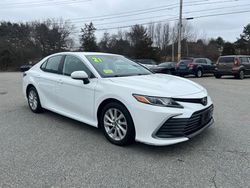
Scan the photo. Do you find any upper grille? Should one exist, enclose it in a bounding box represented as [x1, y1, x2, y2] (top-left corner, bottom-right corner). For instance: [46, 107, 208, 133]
[155, 105, 214, 138]
[173, 97, 208, 106]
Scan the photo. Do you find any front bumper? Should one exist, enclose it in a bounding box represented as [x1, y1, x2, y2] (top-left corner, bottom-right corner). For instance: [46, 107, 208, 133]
[130, 97, 214, 146]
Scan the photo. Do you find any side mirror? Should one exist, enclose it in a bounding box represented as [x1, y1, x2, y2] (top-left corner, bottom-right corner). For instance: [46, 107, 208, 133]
[71, 71, 90, 84]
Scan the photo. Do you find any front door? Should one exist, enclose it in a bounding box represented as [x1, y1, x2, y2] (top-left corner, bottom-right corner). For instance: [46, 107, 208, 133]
[56, 55, 97, 125]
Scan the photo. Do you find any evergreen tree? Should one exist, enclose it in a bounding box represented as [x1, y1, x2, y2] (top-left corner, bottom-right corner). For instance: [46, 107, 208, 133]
[80, 22, 99, 52]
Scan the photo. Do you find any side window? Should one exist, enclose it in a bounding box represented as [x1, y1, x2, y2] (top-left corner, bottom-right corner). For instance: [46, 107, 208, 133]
[63, 55, 92, 77]
[240, 57, 249, 63]
[41, 60, 47, 69]
[196, 59, 205, 64]
[206, 59, 212, 65]
[42, 56, 62, 74]
[195, 59, 200, 64]
[201, 59, 207, 64]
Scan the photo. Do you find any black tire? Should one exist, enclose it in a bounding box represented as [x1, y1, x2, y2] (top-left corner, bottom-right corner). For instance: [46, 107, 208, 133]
[100, 102, 135, 146]
[214, 74, 221, 79]
[237, 70, 244, 80]
[196, 69, 203, 78]
[27, 86, 43, 113]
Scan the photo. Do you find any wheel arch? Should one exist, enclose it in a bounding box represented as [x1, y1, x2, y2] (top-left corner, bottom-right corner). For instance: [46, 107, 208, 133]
[96, 98, 131, 128]
[197, 66, 203, 71]
[26, 84, 35, 98]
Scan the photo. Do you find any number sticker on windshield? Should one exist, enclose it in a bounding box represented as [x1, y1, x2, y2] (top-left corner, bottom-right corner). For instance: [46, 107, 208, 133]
[92, 57, 103, 63]
[103, 69, 113, 74]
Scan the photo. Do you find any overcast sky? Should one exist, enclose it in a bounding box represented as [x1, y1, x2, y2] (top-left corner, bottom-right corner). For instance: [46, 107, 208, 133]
[0, 0, 249, 42]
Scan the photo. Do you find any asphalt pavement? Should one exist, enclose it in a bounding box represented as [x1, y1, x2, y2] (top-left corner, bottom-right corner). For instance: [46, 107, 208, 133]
[0, 72, 249, 188]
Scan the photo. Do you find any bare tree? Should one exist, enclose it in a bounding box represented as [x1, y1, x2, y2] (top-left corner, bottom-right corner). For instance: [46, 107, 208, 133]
[154, 23, 162, 49]
[162, 23, 170, 55]
[147, 22, 155, 45]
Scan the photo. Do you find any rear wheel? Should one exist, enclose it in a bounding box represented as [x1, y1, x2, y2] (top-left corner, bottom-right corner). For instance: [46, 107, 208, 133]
[100, 102, 135, 146]
[27, 86, 43, 113]
[196, 69, 203, 78]
[237, 70, 245, 80]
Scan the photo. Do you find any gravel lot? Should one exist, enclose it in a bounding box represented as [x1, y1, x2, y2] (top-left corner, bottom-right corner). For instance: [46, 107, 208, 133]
[0, 72, 249, 188]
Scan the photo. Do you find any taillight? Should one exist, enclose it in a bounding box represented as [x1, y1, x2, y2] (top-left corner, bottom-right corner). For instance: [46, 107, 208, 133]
[188, 63, 196, 68]
[234, 58, 240, 66]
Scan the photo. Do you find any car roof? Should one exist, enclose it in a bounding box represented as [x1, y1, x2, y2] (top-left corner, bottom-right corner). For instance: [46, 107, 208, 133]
[50, 52, 122, 57]
[220, 55, 250, 57]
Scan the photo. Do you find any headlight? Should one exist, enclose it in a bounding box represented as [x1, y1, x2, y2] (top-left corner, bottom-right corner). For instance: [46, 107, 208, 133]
[133, 94, 183, 108]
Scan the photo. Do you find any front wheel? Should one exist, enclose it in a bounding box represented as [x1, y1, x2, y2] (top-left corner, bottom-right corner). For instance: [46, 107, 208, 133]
[27, 86, 43, 113]
[100, 102, 135, 146]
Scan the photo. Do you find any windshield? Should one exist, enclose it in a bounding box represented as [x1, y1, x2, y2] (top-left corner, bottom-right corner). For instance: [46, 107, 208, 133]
[179, 60, 192, 65]
[218, 57, 234, 63]
[86, 55, 152, 78]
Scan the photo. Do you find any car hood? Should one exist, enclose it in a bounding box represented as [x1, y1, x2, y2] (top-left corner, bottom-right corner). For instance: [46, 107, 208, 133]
[108, 74, 206, 98]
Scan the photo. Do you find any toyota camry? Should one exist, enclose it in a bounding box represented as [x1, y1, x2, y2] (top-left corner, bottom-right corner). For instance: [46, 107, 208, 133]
[23, 52, 214, 146]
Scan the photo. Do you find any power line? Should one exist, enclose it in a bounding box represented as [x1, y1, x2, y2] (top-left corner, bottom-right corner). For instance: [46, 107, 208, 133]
[64, 0, 245, 22]
[193, 9, 250, 19]
[92, 3, 250, 27]
[93, 15, 177, 27]
[91, 9, 250, 32]
[6, 0, 244, 26]
[184, 3, 250, 15]
[0, 0, 91, 9]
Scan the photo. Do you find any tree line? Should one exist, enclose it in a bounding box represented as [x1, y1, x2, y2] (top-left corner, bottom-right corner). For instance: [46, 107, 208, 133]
[0, 19, 250, 71]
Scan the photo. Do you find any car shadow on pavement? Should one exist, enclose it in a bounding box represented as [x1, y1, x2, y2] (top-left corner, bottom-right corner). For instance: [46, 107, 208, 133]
[219, 76, 250, 79]
[128, 128, 216, 155]
[39, 109, 103, 135]
[184, 74, 214, 78]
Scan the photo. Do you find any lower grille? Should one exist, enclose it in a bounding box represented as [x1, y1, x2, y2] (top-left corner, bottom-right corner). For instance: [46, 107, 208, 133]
[155, 105, 214, 138]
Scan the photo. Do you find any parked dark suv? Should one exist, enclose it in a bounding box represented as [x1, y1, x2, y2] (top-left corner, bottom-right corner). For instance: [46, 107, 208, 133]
[214, 55, 250, 79]
[176, 58, 215, 78]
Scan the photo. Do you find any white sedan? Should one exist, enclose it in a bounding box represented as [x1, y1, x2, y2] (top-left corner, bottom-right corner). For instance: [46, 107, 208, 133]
[23, 52, 214, 146]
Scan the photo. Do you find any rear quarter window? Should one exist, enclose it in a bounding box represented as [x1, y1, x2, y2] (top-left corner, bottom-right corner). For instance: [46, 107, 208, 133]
[41, 55, 63, 74]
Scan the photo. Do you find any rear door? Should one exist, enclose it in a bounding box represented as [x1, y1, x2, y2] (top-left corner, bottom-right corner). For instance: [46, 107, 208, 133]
[197, 58, 209, 73]
[205, 59, 215, 73]
[241, 57, 250, 74]
[39, 55, 64, 109]
[217, 56, 234, 72]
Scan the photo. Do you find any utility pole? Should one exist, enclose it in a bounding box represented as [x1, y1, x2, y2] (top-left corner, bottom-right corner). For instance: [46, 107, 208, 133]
[177, 0, 183, 62]
[172, 27, 175, 62]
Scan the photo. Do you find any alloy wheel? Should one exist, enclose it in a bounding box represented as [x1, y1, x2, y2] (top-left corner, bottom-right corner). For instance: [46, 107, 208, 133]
[103, 108, 128, 141]
[239, 70, 244, 79]
[28, 90, 38, 110]
[197, 70, 202, 78]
